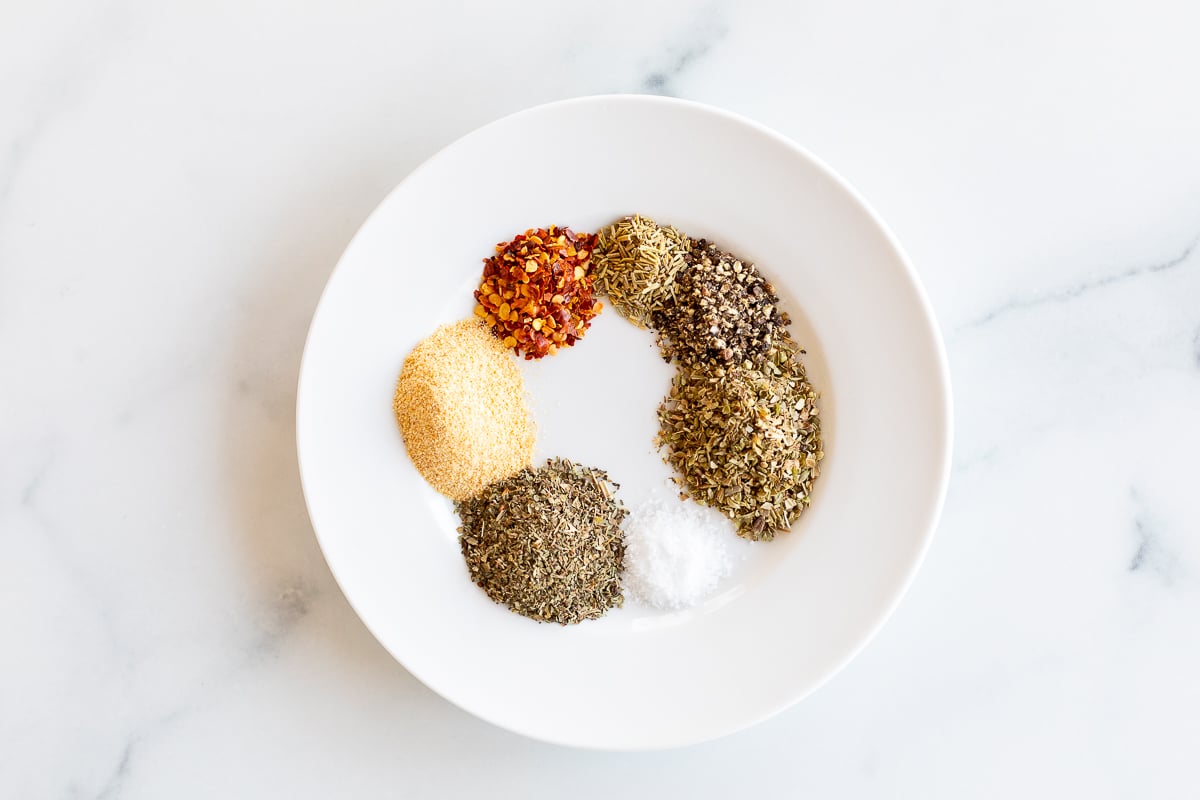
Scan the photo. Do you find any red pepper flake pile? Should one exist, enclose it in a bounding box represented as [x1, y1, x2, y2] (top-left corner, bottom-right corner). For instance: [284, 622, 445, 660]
[474, 225, 603, 359]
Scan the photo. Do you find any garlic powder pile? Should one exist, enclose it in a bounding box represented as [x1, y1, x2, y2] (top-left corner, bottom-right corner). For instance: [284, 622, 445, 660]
[393, 319, 535, 501]
[622, 498, 741, 610]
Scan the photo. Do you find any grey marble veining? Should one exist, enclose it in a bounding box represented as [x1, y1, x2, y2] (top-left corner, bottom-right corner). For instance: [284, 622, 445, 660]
[639, 11, 729, 96]
[960, 235, 1198, 332]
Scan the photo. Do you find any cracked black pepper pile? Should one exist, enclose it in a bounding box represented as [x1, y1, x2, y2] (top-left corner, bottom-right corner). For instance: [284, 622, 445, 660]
[653, 238, 789, 369]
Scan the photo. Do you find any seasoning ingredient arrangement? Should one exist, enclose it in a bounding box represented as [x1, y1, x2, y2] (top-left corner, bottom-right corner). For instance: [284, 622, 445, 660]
[392, 218, 823, 624]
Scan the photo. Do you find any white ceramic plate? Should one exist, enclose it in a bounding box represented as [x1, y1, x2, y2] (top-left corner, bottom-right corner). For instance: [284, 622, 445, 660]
[297, 95, 952, 750]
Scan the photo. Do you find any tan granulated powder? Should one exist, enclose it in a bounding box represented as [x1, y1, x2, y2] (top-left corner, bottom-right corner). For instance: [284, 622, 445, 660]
[393, 319, 536, 500]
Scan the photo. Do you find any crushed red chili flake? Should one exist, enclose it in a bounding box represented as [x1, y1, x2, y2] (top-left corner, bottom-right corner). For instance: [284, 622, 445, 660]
[473, 225, 603, 359]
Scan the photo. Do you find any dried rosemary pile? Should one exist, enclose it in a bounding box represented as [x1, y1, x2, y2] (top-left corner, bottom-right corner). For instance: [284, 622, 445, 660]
[393, 319, 535, 501]
[593, 215, 690, 328]
[456, 458, 627, 624]
[658, 337, 821, 540]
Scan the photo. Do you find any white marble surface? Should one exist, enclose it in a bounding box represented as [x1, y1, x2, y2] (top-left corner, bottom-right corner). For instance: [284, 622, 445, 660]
[3, 0, 1199, 796]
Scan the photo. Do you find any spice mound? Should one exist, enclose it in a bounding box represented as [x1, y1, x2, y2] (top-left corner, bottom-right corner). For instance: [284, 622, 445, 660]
[456, 459, 627, 625]
[591, 214, 823, 540]
[474, 225, 602, 360]
[594, 215, 690, 328]
[657, 336, 822, 540]
[393, 319, 535, 501]
[622, 497, 742, 610]
[653, 238, 788, 368]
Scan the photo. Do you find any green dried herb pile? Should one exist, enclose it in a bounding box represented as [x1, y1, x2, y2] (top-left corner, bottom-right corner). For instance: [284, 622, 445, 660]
[456, 458, 627, 624]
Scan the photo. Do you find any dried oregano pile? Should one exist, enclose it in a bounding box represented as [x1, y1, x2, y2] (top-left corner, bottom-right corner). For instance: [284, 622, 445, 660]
[595, 215, 823, 541]
[659, 339, 821, 539]
[456, 459, 627, 624]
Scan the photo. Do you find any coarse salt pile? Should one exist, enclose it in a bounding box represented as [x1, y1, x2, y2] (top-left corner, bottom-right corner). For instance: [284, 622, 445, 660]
[622, 498, 739, 610]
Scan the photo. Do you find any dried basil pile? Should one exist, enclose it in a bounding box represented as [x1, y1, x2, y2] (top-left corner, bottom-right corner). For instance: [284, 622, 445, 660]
[456, 458, 627, 625]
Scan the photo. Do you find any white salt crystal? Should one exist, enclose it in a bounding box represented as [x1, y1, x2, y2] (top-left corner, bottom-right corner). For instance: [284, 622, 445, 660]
[622, 497, 741, 610]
